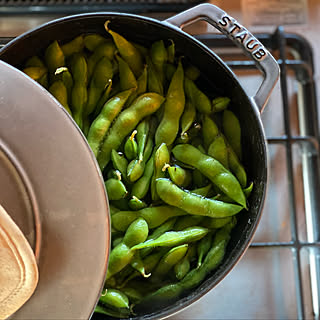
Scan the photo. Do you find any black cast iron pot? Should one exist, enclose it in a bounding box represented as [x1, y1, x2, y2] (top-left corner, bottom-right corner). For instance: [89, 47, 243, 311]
[0, 4, 279, 319]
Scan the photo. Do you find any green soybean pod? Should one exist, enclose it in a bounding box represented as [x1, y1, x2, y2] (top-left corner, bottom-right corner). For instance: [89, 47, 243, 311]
[126, 64, 148, 107]
[167, 40, 175, 64]
[207, 134, 229, 169]
[184, 77, 211, 114]
[92, 80, 113, 118]
[131, 155, 154, 200]
[156, 178, 243, 218]
[201, 216, 235, 229]
[172, 144, 246, 207]
[87, 89, 133, 157]
[97, 93, 165, 171]
[227, 144, 247, 188]
[111, 206, 186, 232]
[197, 232, 213, 268]
[105, 21, 143, 77]
[244, 182, 254, 198]
[127, 159, 145, 183]
[44, 40, 65, 73]
[131, 226, 209, 250]
[223, 109, 242, 160]
[165, 164, 192, 188]
[54, 67, 73, 100]
[152, 244, 188, 280]
[124, 130, 138, 161]
[202, 115, 219, 150]
[49, 80, 72, 116]
[174, 244, 196, 280]
[25, 55, 45, 68]
[151, 143, 170, 201]
[146, 55, 163, 95]
[140, 218, 177, 258]
[150, 40, 167, 85]
[23, 66, 47, 82]
[174, 215, 204, 231]
[99, 288, 129, 309]
[212, 96, 230, 113]
[106, 218, 149, 279]
[129, 196, 147, 211]
[105, 178, 127, 200]
[190, 184, 212, 197]
[155, 60, 185, 147]
[185, 64, 200, 81]
[85, 56, 113, 117]
[180, 100, 196, 136]
[70, 53, 88, 129]
[111, 150, 129, 182]
[84, 34, 107, 51]
[117, 54, 138, 91]
[61, 35, 84, 57]
[87, 40, 117, 80]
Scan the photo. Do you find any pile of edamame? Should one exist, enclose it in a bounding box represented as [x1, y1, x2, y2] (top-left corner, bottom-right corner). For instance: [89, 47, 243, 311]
[22, 21, 253, 318]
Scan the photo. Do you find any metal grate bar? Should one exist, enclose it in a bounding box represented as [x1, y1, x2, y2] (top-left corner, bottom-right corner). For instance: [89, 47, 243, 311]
[275, 26, 305, 320]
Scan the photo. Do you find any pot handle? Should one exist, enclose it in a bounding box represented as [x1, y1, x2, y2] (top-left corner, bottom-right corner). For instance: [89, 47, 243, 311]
[165, 3, 279, 113]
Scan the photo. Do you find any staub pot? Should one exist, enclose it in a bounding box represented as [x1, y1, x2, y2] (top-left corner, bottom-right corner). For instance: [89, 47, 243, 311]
[0, 3, 279, 319]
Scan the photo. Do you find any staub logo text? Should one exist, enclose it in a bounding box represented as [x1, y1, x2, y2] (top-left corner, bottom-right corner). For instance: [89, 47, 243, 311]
[218, 15, 267, 61]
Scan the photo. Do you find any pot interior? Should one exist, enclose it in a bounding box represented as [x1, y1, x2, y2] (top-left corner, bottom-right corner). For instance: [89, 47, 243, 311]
[0, 13, 267, 319]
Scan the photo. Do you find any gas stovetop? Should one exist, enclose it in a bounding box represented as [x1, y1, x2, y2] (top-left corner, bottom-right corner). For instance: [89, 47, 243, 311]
[0, 8, 319, 320]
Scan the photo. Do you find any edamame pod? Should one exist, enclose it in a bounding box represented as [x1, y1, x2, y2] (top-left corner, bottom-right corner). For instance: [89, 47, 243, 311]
[111, 206, 186, 232]
[105, 21, 143, 77]
[99, 288, 129, 309]
[184, 77, 211, 114]
[87, 89, 133, 157]
[207, 134, 229, 169]
[156, 178, 243, 218]
[131, 226, 208, 250]
[155, 60, 185, 147]
[49, 80, 72, 115]
[45, 40, 65, 73]
[61, 35, 84, 57]
[223, 110, 242, 160]
[172, 144, 246, 207]
[85, 56, 113, 117]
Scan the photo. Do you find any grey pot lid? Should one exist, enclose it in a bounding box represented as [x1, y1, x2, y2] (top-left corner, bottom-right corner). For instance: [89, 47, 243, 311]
[0, 60, 110, 319]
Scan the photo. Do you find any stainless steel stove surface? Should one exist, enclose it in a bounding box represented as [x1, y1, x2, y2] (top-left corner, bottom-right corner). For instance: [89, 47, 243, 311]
[0, 3, 319, 320]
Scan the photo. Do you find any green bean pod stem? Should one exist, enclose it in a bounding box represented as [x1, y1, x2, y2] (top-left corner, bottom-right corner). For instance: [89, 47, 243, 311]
[156, 178, 243, 218]
[97, 92, 165, 171]
[172, 144, 246, 207]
